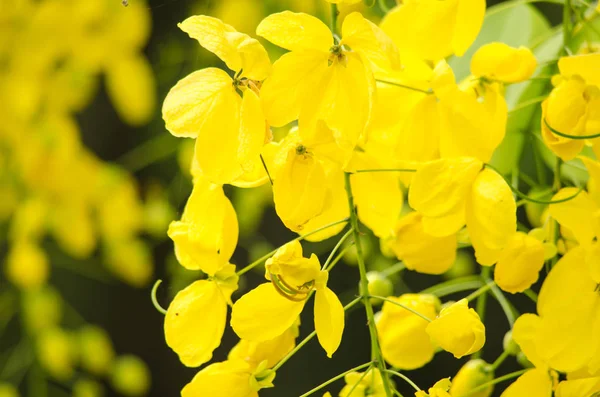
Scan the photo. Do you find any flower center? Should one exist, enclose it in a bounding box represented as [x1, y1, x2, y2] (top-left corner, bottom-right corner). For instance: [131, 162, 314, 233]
[270, 272, 314, 302]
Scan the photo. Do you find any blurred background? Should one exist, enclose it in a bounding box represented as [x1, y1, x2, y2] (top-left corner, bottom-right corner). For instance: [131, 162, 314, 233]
[0, 0, 575, 396]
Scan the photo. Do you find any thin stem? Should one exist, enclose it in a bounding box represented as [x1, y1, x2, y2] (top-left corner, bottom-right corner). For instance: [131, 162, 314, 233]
[118, 134, 178, 172]
[299, 362, 372, 397]
[375, 79, 432, 95]
[466, 281, 495, 302]
[330, 4, 338, 33]
[344, 365, 373, 397]
[324, 242, 355, 272]
[370, 296, 433, 322]
[488, 349, 511, 372]
[420, 276, 484, 297]
[378, 0, 392, 13]
[563, 0, 573, 54]
[322, 228, 354, 270]
[544, 118, 600, 139]
[353, 168, 417, 174]
[524, 289, 538, 303]
[151, 280, 168, 315]
[272, 296, 362, 372]
[386, 370, 421, 391]
[507, 96, 547, 115]
[381, 262, 406, 277]
[488, 280, 516, 327]
[456, 369, 528, 397]
[473, 267, 491, 359]
[260, 154, 273, 186]
[236, 218, 349, 276]
[344, 172, 394, 397]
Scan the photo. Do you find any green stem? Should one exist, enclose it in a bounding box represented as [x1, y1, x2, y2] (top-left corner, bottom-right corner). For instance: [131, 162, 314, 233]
[420, 276, 484, 297]
[330, 4, 338, 34]
[381, 262, 406, 277]
[507, 96, 547, 115]
[466, 281, 495, 302]
[324, 242, 355, 272]
[322, 228, 354, 270]
[151, 280, 168, 315]
[344, 172, 394, 397]
[118, 134, 178, 172]
[236, 218, 349, 276]
[563, 0, 573, 54]
[272, 296, 362, 372]
[353, 168, 417, 174]
[524, 289, 538, 303]
[488, 349, 511, 372]
[299, 362, 372, 397]
[473, 267, 491, 359]
[375, 79, 432, 95]
[386, 370, 421, 391]
[456, 369, 528, 397]
[344, 365, 373, 397]
[487, 280, 517, 327]
[370, 296, 433, 322]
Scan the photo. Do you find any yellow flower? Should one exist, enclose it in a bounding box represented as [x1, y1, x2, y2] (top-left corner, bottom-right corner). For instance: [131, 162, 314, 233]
[162, 15, 271, 184]
[494, 232, 545, 294]
[78, 325, 115, 376]
[426, 299, 485, 358]
[555, 376, 600, 397]
[165, 264, 239, 367]
[409, 158, 516, 266]
[340, 368, 387, 397]
[381, 0, 485, 61]
[37, 327, 76, 381]
[5, 240, 49, 289]
[449, 359, 494, 397]
[231, 241, 345, 358]
[558, 52, 600, 87]
[386, 212, 457, 275]
[110, 355, 151, 397]
[258, 11, 399, 152]
[415, 378, 452, 397]
[499, 368, 553, 397]
[228, 323, 298, 370]
[168, 177, 238, 275]
[376, 294, 439, 370]
[181, 359, 274, 397]
[471, 43, 537, 83]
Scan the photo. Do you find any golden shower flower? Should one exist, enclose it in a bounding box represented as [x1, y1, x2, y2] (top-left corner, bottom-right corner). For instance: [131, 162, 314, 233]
[376, 294, 439, 370]
[181, 359, 275, 397]
[231, 241, 345, 358]
[257, 11, 400, 152]
[381, 0, 485, 61]
[471, 43, 537, 83]
[165, 264, 239, 367]
[499, 368, 553, 397]
[415, 378, 452, 397]
[555, 376, 600, 397]
[340, 368, 388, 397]
[449, 359, 494, 397]
[493, 232, 545, 294]
[426, 299, 485, 358]
[386, 212, 457, 275]
[162, 15, 271, 184]
[5, 240, 49, 289]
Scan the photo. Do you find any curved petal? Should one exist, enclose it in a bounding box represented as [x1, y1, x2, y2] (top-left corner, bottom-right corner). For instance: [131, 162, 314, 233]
[452, 0, 485, 57]
[549, 188, 597, 245]
[500, 369, 552, 397]
[231, 283, 305, 342]
[238, 89, 267, 174]
[181, 360, 257, 397]
[162, 68, 235, 138]
[165, 281, 227, 367]
[314, 287, 345, 358]
[512, 313, 545, 369]
[256, 11, 332, 52]
[179, 15, 270, 79]
[494, 232, 545, 293]
[558, 53, 600, 86]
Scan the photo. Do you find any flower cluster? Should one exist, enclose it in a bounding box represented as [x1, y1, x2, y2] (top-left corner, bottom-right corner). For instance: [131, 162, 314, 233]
[159, 0, 600, 396]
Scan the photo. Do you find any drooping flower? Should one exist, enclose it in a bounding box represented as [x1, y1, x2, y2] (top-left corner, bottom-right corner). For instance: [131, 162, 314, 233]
[339, 368, 388, 397]
[471, 43, 537, 83]
[449, 359, 494, 397]
[231, 241, 345, 358]
[415, 378, 452, 397]
[493, 232, 545, 294]
[162, 15, 271, 184]
[425, 299, 485, 358]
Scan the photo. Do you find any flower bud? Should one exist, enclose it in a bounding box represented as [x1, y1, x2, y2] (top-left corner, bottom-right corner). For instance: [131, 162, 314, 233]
[37, 327, 76, 381]
[449, 359, 494, 397]
[22, 287, 62, 334]
[503, 330, 520, 356]
[361, 271, 393, 305]
[5, 241, 49, 289]
[78, 326, 115, 375]
[73, 378, 104, 397]
[517, 352, 534, 368]
[110, 355, 151, 397]
[426, 299, 486, 358]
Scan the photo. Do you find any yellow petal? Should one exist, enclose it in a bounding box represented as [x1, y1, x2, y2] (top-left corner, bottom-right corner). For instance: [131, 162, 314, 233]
[162, 68, 234, 138]
[466, 168, 516, 266]
[228, 324, 297, 369]
[471, 43, 537, 83]
[395, 95, 441, 164]
[349, 151, 404, 238]
[168, 179, 238, 275]
[388, 212, 457, 275]
[238, 89, 267, 174]
[549, 188, 598, 245]
[314, 287, 345, 358]
[512, 313, 545, 369]
[106, 54, 155, 126]
[421, 208, 467, 237]
[179, 15, 270, 79]
[231, 283, 305, 342]
[494, 232, 545, 293]
[439, 84, 508, 163]
[500, 369, 552, 397]
[408, 157, 482, 220]
[260, 51, 329, 127]
[555, 376, 600, 397]
[451, 0, 486, 57]
[182, 360, 257, 397]
[340, 12, 401, 72]
[256, 11, 332, 52]
[558, 53, 600, 87]
[165, 281, 228, 367]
